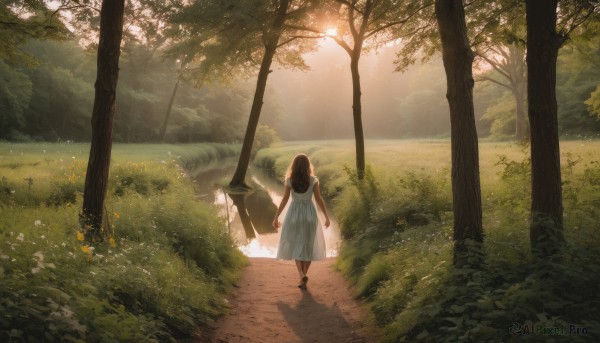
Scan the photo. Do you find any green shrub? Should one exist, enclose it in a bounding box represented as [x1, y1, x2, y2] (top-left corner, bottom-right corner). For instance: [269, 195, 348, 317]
[0, 143, 247, 342]
[256, 140, 600, 342]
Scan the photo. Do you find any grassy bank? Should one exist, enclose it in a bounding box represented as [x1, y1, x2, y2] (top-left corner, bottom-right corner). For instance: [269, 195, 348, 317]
[0, 142, 246, 342]
[255, 139, 600, 342]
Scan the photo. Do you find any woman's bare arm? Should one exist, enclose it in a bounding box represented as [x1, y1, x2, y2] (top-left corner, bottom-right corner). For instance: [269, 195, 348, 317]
[313, 181, 330, 228]
[272, 184, 291, 230]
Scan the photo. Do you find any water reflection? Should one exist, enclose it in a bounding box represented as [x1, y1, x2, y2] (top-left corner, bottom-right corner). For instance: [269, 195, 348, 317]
[199, 167, 340, 258]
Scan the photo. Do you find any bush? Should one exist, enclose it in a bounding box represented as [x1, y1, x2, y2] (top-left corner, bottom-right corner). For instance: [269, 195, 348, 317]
[0, 143, 247, 342]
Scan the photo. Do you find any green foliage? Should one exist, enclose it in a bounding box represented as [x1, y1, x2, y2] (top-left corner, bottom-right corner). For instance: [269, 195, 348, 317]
[557, 35, 600, 136]
[0, 1, 69, 64]
[252, 125, 281, 158]
[480, 92, 516, 139]
[585, 84, 600, 119]
[257, 140, 600, 342]
[0, 59, 32, 139]
[0, 39, 259, 143]
[0, 143, 247, 341]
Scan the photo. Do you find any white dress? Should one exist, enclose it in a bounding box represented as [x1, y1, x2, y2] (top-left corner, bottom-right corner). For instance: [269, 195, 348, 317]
[276, 176, 326, 261]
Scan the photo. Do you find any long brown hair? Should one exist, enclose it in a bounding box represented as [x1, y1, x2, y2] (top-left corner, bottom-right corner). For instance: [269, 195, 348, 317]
[285, 154, 314, 193]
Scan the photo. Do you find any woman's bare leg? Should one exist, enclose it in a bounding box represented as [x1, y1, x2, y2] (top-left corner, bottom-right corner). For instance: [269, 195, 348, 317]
[294, 260, 304, 277]
[302, 261, 312, 276]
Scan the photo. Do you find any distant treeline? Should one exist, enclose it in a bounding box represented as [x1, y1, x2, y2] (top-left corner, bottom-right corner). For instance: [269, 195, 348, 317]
[1, 38, 599, 143]
[0, 40, 281, 143]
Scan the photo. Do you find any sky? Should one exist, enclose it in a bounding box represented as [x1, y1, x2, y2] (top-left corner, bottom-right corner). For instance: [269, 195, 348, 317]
[263, 37, 451, 140]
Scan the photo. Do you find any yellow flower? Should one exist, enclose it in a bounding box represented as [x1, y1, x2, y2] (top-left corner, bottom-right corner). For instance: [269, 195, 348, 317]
[81, 245, 90, 254]
[76, 231, 84, 242]
[108, 237, 117, 248]
[114, 212, 120, 219]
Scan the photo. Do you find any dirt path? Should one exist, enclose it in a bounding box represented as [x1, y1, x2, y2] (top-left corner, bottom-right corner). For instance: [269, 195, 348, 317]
[208, 258, 375, 343]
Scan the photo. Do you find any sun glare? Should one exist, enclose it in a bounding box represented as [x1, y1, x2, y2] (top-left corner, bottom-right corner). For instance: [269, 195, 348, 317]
[325, 27, 338, 37]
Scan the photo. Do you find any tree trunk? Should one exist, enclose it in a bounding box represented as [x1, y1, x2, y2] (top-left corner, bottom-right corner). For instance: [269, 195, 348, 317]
[435, 0, 483, 264]
[80, 0, 125, 241]
[160, 78, 180, 143]
[229, 0, 290, 188]
[526, 0, 564, 256]
[350, 53, 366, 180]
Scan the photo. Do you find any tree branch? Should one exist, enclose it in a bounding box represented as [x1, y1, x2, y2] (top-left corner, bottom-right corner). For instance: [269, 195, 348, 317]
[277, 34, 324, 48]
[476, 52, 512, 81]
[333, 36, 353, 55]
[283, 24, 322, 34]
[476, 75, 512, 90]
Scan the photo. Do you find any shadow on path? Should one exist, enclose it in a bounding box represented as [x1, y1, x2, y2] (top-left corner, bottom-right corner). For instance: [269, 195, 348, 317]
[277, 289, 362, 342]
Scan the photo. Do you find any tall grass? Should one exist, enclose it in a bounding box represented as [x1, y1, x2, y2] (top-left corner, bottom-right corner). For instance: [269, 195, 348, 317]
[0, 142, 246, 342]
[256, 139, 600, 342]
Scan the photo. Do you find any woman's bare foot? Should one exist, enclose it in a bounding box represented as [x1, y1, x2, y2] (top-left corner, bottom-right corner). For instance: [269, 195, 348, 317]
[298, 275, 308, 289]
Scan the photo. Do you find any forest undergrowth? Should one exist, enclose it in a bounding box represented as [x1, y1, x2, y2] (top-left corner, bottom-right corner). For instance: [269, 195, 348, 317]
[255, 139, 600, 342]
[0, 142, 246, 342]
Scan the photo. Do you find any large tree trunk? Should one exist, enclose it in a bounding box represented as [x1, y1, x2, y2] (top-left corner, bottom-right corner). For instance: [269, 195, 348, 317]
[350, 52, 366, 180]
[435, 0, 483, 264]
[229, 0, 290, 188]
[160, 78, 180, 143]
[81, 0, 125, 241]
[526, 0, 564, 256]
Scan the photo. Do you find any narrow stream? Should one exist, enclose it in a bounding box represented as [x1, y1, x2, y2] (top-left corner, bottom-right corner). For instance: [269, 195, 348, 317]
[194, 165, 341, 258]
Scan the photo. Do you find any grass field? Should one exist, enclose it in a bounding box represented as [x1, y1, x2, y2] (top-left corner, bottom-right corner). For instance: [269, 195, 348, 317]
[1, 139, 598, 342]
[0, 142, 245, 342]
[256, 139, 600, 342]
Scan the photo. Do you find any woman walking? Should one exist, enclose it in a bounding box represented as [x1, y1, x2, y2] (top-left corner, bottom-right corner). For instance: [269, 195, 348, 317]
[272, 153, 330, 289]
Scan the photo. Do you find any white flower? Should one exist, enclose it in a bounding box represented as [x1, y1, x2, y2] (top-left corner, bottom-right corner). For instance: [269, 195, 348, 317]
[61, 242, 66, 247]
[31, 267, 41, 274]
[16, 233, 24, 242]
[40, 235, 46, 239]
[33, 251, 44, 261]
[34, 220, 42, 227]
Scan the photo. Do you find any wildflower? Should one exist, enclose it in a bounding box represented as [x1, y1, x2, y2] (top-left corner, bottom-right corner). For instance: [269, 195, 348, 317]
[40, 235, 46, 239]
[61, 242, 66, 247]
[108, 237, 116, 248]
[33, 251, 44, 261]
[81, 245, 90, 254]
[34, 220, 42, 227]
[76, 231, 84, 242]
[16, 233, 24, 242]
